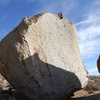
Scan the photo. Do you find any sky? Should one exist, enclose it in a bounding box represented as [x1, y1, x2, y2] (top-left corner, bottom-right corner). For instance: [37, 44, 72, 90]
[0, 0, 100, 75]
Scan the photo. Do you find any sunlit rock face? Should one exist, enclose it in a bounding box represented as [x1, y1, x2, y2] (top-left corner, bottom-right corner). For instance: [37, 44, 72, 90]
[0, 74, 11, 91]
[0, 13, 88, 100]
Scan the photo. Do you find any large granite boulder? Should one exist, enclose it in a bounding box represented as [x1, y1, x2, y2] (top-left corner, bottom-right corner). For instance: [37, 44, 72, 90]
[0, 13, 88, 100]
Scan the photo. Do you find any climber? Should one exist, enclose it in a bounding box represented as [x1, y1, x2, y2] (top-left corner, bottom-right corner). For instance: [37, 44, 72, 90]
[58, 12, 63, 19]
[97, 55, 100, 73]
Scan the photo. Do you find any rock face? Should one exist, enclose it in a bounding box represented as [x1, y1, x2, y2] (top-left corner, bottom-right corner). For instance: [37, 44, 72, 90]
[97, 55, 100, 73]
[0, 74, 11, 91]
[0, 13, 88, 100]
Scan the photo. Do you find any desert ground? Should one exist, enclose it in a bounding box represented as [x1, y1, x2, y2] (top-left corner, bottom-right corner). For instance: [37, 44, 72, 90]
[70, 76, 100, 100]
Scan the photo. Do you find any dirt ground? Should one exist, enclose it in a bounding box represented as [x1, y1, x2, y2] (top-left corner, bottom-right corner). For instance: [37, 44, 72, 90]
[70, 76, 100, 100]
[0, 89, 100, 100]
[70, 90, 100, 100]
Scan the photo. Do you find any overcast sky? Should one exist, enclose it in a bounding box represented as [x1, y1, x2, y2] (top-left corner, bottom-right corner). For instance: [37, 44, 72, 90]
[0, 0, 100, 75]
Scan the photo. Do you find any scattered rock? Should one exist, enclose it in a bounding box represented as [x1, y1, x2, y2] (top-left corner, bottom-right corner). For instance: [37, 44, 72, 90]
[0, 13, 88, 100]
[70, 76, 100, 100]
[0, 74, 11, 91]
[85, 76, 100, 91]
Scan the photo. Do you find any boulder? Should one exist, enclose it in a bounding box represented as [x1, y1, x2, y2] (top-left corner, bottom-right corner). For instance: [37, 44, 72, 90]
[97, 55, 100, 73]
[0, 13, 88, 100]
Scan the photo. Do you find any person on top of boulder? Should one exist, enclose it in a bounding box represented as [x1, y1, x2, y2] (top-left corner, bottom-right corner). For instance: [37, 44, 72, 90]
[58, 12, 63, 19]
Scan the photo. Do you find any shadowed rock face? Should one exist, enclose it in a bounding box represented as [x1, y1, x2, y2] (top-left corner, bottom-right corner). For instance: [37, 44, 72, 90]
[97, 55, 100, 73]
[0, 13, 88, 100]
